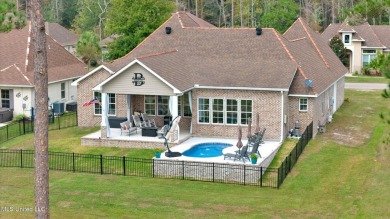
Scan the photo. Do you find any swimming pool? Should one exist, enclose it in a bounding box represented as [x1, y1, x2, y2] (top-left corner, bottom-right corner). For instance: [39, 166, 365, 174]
[182, 142, 233, 158]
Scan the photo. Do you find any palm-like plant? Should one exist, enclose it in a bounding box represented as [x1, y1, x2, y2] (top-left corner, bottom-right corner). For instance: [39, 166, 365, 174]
[76, 31, 101, 67]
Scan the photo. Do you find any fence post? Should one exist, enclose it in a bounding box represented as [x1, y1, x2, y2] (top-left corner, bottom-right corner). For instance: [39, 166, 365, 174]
[182, 161, 185, 180]
[23, 117, 25, 135]
[76, 111, 78, 126]
[100, 155, 103, 175]
[243, 165, 246, 186]
[58, 116, 61, 130]
[20, 149, 23, 168]
[260, 166, 263, 188]
[6, 124, 9, 141]
[123, 156, 126, 176]
[277, 166, 280, 189]
[72, 153, 75, 172]
[152, 159, 155, 178]
[212, 163, 215, 182]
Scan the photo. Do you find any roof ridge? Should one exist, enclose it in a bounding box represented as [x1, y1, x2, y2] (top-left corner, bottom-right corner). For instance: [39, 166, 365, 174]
[283, 18, 300, 36]
[25, 22, 32, 73]
[273, 29, 318, 94]
[136, 50, 178, 59]
[1, 64, 33, 85]
[288, 37, 307, 42]
[107, 14, 177, 65]
[298, 18, 329, 68]
[176, 12, 185, 28]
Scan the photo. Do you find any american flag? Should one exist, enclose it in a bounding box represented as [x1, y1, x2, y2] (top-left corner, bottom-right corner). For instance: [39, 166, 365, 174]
[82, 98, 100, 107]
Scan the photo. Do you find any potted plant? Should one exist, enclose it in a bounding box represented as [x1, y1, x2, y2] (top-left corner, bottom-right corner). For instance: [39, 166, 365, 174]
[154, 149, 161, 158]
[250, 153, 258, 164]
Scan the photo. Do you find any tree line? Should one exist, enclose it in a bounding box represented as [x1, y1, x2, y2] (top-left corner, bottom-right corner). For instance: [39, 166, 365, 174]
[3, 0, 390, 61]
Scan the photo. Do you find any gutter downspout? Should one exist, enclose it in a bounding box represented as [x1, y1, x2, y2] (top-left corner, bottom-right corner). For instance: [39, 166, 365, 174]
[280, 91, 284, 142]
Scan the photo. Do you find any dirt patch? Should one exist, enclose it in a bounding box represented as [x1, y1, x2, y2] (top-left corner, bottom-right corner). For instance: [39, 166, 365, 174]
[58, 201, 73, 208]
[322, 127, 371, 147]
[175, 201, 193, 208]
[64, 191, 82, 196]
[138, 203, 151, 208]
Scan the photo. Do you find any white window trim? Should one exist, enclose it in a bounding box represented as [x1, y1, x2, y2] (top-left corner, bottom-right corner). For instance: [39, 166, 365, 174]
[197, 97, 252, 126]
[144, 95, 156, 116]
[240, 99, 253, 125]
[0, 89, 10, 108]
[197, 97, 210, 124]
[211, 98, 224, 125]
[343, 33, 351, 45]
[61, 82, 66, 99]
[225, 98, 239, 126]
[93, 92, 116, 116]
[299, 98, 308, 112]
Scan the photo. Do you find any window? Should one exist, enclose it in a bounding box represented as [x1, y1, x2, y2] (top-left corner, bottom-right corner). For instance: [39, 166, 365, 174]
[178, 92, 192, 117]
[61, 82, 65, 99]
[94, 92, 102, 115]
[212, 99, 224, 124]
[94, 92, 115, 115]
[299, 98, 308, 112]
[362, 50, 377, 67]
[1, 90, 10, 108]
[183, 92, 192, 117]
[226, 99, 238, 124]
[343, 34, 350, 44]
[198, 98, 210, 123]
[108, 93, 116, 115]
[157, 96, 169, 115]
[144, 95, 156, 115]
[240, 99, 252, 125]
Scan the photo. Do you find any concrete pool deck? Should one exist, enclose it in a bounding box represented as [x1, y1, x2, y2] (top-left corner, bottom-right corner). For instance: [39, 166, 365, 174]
[159, 137, 282, 167]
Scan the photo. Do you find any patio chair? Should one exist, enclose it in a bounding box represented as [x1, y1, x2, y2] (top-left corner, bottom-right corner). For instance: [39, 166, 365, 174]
[223, 145, 249, 162]
[141, 113, 156, 127]
[132, 115, 146, 131]
[119, 121, 136, 136]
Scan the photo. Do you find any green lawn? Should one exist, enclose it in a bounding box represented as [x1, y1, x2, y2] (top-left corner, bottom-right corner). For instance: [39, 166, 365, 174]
[0, 90, 389, 218]
[345, 75, 389, 83]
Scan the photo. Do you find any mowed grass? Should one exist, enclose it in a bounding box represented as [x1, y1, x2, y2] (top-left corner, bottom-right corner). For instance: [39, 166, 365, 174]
[1, 90, 389, 218]
[345, 75, 389, 83]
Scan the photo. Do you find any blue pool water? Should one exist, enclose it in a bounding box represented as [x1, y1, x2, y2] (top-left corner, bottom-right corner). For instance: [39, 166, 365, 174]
[182, 143, 233, 158]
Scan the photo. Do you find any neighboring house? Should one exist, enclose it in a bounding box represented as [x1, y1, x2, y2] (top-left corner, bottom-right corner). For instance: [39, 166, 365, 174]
[0, 23, 87, 121]
[45, 22, 79, 54]
[322, 22, 390, 74]
[99, 34, 121, 60]
[72, 12, 346, 142]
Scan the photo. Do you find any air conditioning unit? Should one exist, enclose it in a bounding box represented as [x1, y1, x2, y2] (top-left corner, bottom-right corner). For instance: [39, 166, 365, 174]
[318, 125, 326, 133]
[52, 101, 64, 115]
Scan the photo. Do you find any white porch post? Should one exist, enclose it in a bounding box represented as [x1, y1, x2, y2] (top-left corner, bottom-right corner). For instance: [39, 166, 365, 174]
[126, 94, 132, 122]
[170, 95, 179, 119]
[101, 92, 111, 138]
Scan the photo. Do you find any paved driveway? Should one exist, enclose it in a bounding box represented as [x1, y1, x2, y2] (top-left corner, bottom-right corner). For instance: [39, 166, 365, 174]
[345, 83, 388, 90]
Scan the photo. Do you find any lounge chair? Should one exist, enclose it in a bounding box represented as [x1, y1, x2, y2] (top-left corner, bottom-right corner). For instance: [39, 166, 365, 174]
[119, 121, 136, 136]
[248, 128, 266, 157]
[141, 113, 156, 127]
[132, 115, 146, 131]
[223, 145, 250, 162]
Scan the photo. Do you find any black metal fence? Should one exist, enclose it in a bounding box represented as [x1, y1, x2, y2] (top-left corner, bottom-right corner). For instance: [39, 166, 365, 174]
[277, 122, 313, 187]
[0, 149, 279, 188]
[0, 120, 313, 189]
[0, 112, 77, 144]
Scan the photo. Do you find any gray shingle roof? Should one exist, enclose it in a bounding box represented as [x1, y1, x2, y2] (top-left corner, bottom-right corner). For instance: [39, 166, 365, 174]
[0, 23, 87, 86]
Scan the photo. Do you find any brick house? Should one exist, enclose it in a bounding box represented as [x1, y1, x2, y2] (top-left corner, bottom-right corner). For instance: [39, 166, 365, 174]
[0, 23, 87, 121]
[322, 21, 390, 74]
[72, 12, 346, 144]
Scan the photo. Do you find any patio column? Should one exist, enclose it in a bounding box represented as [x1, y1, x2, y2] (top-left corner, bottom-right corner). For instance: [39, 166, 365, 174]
[169, 95, 179, 119]
[126, 94, 132, 122]
[101, 92, 111, 138]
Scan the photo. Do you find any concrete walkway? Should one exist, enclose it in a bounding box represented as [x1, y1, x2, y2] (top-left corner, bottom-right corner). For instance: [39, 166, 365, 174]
[345, 83, 388, 90]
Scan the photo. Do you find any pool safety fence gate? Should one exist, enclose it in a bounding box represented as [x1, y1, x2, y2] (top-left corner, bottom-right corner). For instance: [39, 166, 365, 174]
[0, 122, 313, 189]
[0, 112, 77, 144]
[277, 122, 313, 188]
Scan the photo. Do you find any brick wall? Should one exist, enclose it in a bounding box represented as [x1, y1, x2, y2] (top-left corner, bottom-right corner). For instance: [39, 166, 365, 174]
[77, 69, 111, 127]
[191, 89, 283, 141]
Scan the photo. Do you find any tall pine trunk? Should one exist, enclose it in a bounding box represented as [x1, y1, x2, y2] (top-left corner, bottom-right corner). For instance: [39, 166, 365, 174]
[31, 0, 50, 218]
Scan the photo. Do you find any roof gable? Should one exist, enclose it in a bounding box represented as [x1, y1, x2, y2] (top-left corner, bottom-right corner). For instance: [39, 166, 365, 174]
[45, 22, 79, 46]
[0, 23, 87, 86]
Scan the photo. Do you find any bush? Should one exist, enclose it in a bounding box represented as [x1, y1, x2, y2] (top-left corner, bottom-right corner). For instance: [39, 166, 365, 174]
[13, 114, 29, 121]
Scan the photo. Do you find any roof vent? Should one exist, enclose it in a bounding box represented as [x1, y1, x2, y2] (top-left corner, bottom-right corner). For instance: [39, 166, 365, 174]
[166, 27, 172, 35]
[256, 27, 262, 36]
